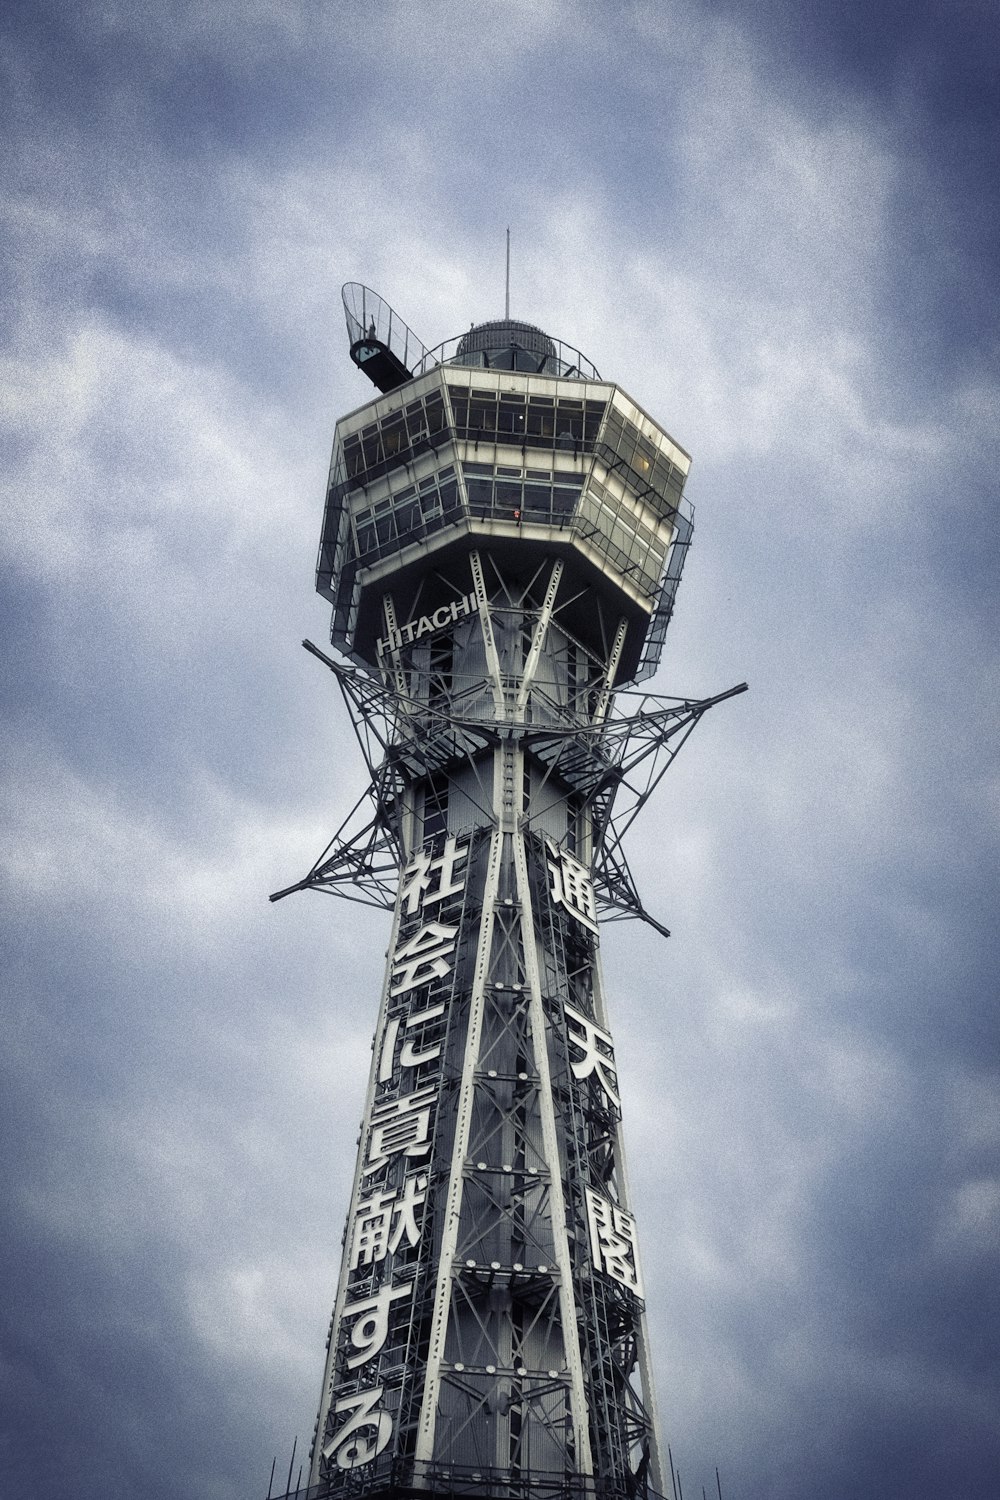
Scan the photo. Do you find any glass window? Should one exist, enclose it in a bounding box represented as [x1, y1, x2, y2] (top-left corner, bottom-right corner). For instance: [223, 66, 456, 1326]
[421, 488, 442, 519]
[396, 497, 420, 537]
[497, 404, 523, 434]
[583, 401, 607, 442]
[448, 388, 469, 434]
[382, 416, 406, 456]
[469, 399, 496, 436]
[405, 408, 428, 445]
[526, 400, 555, 440]
[361, 426, 383, 471]
[552, 481, 580, 514]
[555, 402, 583, 439]
[425, 394, 446, 435]
[495, 479, 521, 511]
[633, 436, 656, 476]
[439, 478, 460, 518]
[343, 434, 364, 478]
[355, 520, 375, 558]
[466, 477, 493, 513]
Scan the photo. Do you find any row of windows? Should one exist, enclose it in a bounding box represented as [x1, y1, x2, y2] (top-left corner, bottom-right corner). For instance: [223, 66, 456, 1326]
[339, 387, 608, 494]
[337, 388, 687, 518]
[586, 471, 667, 557]
[351, 466, 461, 562]
[336, 381, 686, 518]
[598, 407, 685, 520]
[347, 464, 588, 566]
[342, 392, 449, 483]
[342, 453, 672, 602]
[448, 388, 607, 449]
[463, 463, 582, 523]
[577, 486, 668, 600]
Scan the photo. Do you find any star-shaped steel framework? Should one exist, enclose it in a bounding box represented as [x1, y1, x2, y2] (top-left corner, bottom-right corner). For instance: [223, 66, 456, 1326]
[271, 641, 746, 941]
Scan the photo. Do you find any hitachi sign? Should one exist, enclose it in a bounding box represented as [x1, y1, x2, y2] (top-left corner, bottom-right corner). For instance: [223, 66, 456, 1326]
[376, 590, 479, 658]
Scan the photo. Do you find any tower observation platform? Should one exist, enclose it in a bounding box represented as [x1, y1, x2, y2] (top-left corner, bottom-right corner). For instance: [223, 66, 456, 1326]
[270, 284, 745, 1500]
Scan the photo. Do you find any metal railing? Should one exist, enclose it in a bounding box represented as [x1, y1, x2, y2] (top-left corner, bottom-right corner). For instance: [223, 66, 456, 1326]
[342, 285, 601, 386]
[266, 1460, 667, 1500]
[343, 283, 429, 378]
[412, 333, 601, 383]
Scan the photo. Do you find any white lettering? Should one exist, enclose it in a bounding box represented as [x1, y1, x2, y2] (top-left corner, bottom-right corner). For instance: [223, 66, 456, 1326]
[399, 836, 469, 916]
[390, 921, 458, 995]
[379, 1002, 446, 1079]
[363, 1087, 437, 1175]
[324, 1387, 393, 1469]
[342, 1283, 412, 1368]
[375, 590, 479, 656]
[350, 1172, 430, 1265]
[564, 1003, 620, 1108]
[546, 841, 598, 932]
[585, 1188, 643, 1295]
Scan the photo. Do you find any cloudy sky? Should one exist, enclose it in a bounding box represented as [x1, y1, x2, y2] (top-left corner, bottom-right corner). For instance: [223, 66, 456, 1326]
[2, 2, 998, 1496]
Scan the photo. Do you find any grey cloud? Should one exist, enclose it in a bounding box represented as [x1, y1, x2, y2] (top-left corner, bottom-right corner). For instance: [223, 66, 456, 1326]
[2, 2, 998, 1497]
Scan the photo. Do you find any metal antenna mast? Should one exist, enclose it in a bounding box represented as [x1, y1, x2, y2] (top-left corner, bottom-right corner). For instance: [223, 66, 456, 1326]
[270, 282, 745, 1500]
[505, 227, 511, 319]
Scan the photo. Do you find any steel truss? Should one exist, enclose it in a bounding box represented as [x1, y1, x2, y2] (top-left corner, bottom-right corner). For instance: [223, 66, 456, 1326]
[270, 646, 745, 940]
[281, 552, 745, 1500]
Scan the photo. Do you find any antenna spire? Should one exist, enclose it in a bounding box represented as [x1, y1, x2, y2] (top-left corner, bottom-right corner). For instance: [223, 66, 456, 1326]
[505, 226, 510, 319]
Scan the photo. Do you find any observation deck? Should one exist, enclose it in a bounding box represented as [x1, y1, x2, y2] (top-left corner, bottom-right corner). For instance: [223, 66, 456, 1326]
[320, 293, 693, 686]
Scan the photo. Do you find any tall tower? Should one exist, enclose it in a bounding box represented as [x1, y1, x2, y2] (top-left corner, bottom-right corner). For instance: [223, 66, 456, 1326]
[273, 284, 744, 1500]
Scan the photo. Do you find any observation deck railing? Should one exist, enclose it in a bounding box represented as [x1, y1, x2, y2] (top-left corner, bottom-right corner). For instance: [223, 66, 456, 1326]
[343, 284, 600, 386]
[343, 283, 429, 378]
[411, 333, 601, 382]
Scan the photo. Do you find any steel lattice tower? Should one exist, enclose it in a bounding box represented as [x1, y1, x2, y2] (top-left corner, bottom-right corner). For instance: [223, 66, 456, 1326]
[272, 285, 744, 1500]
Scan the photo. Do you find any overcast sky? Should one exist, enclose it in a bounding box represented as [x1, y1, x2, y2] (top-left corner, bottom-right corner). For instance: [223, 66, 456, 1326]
[2, 2, 998, 1497]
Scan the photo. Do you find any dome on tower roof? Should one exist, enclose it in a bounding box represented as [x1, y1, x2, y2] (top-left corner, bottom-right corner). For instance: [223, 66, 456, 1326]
[410, 314, 600, 382]
[456, 319, 557, 360]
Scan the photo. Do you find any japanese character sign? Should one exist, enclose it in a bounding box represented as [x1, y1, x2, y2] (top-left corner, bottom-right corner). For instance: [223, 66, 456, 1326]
[379, 1001, 446, 1082]
[363, 1088, 436, 1176]
[564, 1003, 620, 1108]
[399, 835, 469, 915]
[350, 1172, 429, 1266]
[342, 1283, 412, 1368]
[321, 833, 472, 1481]
[546, 841, 598, 932]
[390, 922, 458, 995]
[585, 1187, 644, 1296]
[323, 1386, 393, 1470]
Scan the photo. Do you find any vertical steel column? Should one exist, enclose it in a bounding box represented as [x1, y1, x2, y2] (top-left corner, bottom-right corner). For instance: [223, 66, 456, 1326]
[413, 817, 505, 1465]
[512, 824, 594, 1476]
